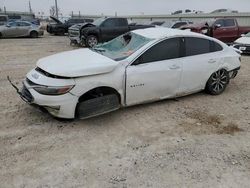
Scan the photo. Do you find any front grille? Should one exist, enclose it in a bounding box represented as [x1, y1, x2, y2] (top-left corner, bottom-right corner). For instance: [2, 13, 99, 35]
[69, 30, 80, 37]
[21, 85, 33, 102]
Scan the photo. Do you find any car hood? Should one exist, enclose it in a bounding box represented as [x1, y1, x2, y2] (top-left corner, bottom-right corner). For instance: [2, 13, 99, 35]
[37, 49, 119, 77]
[235, 37, 250, 45]
[50, 16, 63, 24]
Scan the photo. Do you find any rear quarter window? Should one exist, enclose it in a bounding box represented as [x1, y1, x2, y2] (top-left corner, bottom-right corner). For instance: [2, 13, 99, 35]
[185, 37, 210, 56]
[224, 19, 236, 27]
[185, 37, 222, 56]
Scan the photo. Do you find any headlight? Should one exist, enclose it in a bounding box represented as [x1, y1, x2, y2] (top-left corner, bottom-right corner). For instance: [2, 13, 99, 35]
[33, 85, 74, 95]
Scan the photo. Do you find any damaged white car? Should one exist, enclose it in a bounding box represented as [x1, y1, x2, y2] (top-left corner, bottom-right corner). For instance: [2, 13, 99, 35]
[9, 28, 241, 119]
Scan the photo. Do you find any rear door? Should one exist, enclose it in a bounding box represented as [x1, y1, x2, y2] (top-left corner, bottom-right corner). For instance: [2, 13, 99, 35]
[126, 37, 182, 105]
[213, 19, 238, 43]
[178, 37, 223, 95]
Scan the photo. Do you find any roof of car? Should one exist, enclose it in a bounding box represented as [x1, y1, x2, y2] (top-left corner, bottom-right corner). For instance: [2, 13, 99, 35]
[132, 27, 204, 39]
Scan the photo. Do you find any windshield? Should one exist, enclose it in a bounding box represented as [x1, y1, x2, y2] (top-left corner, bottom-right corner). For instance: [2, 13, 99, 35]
[92, 18, 105, 26]
[92, 32, 153, 61]
[245, 32, 250, 37]
[161, 22, 172, 28]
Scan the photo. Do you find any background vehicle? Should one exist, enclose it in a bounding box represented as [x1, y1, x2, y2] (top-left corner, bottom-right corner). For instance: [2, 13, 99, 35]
[232, 32, 250, 54]
[0, 15, 8, 26]
[47, 16, 94, 35]
[150, 21, 165, 26]
[181, 18, 250, 43]
[68, 17, 154, 47]
[15, 28, 241, 119]
[0, 21, 44, 38]
[161, 20, 193, 29]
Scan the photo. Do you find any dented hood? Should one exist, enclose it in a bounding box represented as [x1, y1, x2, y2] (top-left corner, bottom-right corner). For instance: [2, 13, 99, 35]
[37, 49, 119, 77]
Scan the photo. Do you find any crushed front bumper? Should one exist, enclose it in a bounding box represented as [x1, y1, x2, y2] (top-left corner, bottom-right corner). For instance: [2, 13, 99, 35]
[8, 77, 78, 119]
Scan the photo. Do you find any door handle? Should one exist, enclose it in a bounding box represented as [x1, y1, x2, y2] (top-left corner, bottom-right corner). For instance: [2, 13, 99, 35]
[208, 59, 216, 64]
[169, 64, 180, 70]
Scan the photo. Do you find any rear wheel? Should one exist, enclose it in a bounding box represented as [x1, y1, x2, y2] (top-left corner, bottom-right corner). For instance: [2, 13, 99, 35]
[205, 69, 229, 95]
[86, 35, 98, 48]
[30, 31, 38, 38]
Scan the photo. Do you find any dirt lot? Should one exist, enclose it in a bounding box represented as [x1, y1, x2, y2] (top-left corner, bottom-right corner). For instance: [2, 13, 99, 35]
[0, 33, 250, 188]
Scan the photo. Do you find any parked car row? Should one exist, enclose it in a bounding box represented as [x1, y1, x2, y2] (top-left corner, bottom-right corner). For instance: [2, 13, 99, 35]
[68, 17, 154, 47]
[46, 16, 94, 35]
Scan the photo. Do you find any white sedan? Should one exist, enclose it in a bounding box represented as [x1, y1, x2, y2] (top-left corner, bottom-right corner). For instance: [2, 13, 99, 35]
[11, 28, 241, 119]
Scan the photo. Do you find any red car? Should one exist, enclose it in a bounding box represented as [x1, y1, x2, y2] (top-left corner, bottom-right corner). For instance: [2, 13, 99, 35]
[181, 18, 250, 43]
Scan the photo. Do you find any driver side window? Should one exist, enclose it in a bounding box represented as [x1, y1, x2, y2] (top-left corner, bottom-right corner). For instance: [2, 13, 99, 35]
[102, 19, 116, 27]
[133, 37, 181, 65]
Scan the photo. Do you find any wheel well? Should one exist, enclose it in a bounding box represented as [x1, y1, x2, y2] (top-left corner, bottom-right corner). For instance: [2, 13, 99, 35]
[30, 30, 38, 35]
[87, 33, 99, 40]
[78, 86, 121, 103]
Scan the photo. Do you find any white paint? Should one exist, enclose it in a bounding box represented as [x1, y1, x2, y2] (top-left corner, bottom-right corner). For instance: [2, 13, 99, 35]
[25, 28, 241, 118]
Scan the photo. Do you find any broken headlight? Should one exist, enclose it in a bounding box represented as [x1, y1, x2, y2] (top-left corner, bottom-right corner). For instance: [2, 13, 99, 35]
[33, 85, 74, 95]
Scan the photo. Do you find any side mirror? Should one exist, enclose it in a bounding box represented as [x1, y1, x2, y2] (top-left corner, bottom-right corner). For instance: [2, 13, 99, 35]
[214, 24, 221, 29]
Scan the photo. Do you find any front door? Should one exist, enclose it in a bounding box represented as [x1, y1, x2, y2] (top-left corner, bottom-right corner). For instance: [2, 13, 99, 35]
[126, 37, 182, 106]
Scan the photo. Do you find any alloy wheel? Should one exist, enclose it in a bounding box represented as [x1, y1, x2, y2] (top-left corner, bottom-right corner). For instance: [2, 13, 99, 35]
[210, 69, 228, 93]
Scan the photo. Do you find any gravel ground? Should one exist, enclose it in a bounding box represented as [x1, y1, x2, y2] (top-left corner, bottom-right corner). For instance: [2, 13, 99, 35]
[0, 34, 250, 188]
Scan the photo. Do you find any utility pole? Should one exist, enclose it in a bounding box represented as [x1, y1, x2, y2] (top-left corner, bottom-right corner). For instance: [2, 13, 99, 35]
[55, 0, 59, 19]
[29, 1, 32, 13]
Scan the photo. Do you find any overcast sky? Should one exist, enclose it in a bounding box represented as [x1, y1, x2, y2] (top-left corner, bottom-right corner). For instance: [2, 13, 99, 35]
[1, 0, 250, 16]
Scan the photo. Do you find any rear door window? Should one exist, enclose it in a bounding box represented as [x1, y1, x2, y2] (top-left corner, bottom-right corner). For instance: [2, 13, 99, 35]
[102, 19, 116, 27]
[224, 19, 236, 27]
[185, 37, 210, 56]
[115, 18, 127, 26]
[185, 37, 223, 56]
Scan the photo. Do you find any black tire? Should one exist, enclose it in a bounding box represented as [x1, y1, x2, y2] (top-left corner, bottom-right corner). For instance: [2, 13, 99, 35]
[0, 32, 2, 39]
[30, 31, 38, 38]
[86, 35, 98, 48]
[205, 69, 229, 95]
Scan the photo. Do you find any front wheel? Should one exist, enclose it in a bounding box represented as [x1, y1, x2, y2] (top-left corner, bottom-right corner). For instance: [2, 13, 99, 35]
[86, 35, 98, 48]
[206, 69, 229, 95]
